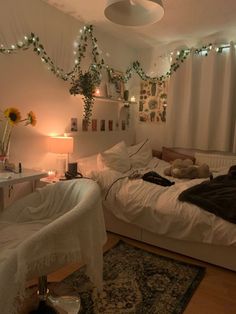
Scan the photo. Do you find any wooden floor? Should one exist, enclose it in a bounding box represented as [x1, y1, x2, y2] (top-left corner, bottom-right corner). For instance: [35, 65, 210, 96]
[21, 232, 236, 314]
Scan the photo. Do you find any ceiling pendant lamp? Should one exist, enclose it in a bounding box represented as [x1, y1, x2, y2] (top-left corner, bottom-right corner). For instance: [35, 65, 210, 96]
[104, 0, 164, 27]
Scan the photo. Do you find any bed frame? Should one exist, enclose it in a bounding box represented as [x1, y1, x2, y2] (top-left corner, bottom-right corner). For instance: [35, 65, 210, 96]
[103, 148, 236, 272]
[103, 206, 236, 271]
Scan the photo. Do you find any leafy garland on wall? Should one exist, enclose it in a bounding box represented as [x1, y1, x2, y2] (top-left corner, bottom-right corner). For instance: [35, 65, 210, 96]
[0, 25, 229, 123]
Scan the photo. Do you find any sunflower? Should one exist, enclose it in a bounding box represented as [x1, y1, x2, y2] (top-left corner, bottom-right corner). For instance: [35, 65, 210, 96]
[26, 111, 37, 126]
[4, 107, 21, 125]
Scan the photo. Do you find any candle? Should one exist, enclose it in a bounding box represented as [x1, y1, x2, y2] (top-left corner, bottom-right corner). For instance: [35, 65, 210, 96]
[130, 96, 136, 102]
[95, 88, 101, 96]
[48, 170, 55, 179]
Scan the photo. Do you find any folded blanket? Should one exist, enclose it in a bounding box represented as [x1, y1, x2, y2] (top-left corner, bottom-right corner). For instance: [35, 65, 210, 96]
[178, 167, 236, 224]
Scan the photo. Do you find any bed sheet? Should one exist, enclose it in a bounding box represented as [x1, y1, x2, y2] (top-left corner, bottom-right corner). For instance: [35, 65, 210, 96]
[91, 158, 236, 247]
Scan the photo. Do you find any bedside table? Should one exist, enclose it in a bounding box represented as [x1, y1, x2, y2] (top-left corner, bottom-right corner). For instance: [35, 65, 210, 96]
[0, 169, 47, 211]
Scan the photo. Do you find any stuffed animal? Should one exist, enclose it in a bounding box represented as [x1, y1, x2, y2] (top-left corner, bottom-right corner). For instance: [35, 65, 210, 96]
[164, 158, 211, 179]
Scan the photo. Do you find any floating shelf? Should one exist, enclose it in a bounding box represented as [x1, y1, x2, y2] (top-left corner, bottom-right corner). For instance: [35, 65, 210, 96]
[94, 96, 137, 106]
[94, 96, 123, 102]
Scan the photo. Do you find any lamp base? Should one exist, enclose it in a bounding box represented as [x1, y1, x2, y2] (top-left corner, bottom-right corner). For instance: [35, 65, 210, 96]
[29, 300, 58, 314]
[56, 155, 66, 177]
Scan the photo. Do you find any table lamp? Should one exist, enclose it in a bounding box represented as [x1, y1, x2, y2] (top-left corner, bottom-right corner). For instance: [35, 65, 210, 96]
[48, 136, 74, 177]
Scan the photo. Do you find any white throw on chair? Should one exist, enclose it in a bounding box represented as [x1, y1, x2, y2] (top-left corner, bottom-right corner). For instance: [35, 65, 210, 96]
[0, 178, 107, 314]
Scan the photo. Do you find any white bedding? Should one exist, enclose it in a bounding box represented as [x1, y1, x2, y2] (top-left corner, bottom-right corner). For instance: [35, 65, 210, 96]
[91, 158, 236, 247]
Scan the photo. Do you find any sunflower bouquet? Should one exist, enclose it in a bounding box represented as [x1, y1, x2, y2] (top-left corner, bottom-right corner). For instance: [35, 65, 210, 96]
[0, 107, 36, 157]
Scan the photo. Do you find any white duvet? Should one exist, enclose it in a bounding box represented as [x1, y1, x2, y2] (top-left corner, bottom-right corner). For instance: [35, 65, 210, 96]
[91, 158, 236, 247]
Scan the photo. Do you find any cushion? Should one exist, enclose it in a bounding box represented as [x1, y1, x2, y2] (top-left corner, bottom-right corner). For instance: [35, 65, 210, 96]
[128, 139, 153, 168]
[98, 141, 131, 173]
[77, 154, 99, 176]
[162, 147, 196, 163]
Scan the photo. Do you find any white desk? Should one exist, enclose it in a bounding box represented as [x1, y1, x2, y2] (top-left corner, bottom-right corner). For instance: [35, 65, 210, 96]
[0, 169, 47, 211]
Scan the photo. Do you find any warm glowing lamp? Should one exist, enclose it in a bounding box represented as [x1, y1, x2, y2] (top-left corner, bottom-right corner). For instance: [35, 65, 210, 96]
[48, 136, 74, 177]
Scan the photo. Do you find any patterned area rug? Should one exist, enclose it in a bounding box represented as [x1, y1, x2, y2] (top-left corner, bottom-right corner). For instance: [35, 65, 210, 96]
[50, 241, 205, 314]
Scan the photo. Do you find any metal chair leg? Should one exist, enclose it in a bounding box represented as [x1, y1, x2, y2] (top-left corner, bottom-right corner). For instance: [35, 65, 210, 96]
[29, 275, 81, 314]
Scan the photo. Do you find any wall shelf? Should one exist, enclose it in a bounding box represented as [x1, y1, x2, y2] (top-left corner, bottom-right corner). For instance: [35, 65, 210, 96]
[94, 96, 137, 106]
[94, 96, 123, 103]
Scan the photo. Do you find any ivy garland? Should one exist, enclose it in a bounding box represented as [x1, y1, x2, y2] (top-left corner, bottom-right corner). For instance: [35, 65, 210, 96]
[69, 25, 104, 122]
[0, 25, 229, 122]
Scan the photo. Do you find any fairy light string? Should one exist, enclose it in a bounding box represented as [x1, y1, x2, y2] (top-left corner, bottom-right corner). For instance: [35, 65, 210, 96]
[0, 24, 230, 121]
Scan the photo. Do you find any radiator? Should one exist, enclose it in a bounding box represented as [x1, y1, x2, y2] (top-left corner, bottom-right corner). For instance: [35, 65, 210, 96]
[195, 152, 236, 171]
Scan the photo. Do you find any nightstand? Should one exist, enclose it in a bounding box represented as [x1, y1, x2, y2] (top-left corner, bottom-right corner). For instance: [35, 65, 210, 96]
[0, 169, 47, 211]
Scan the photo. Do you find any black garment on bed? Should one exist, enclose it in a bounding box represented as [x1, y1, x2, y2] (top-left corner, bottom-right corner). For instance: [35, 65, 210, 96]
[142, 171, 175, 187]
[178, 165, 236, 224]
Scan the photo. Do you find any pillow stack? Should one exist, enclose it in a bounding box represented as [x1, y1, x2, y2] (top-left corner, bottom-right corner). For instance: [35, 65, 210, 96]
[77, 139, 154, 175]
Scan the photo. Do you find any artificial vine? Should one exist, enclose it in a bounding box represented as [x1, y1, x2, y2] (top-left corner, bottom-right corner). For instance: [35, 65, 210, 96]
[0, 25, 229, 122]
[69, 25, 104, 122]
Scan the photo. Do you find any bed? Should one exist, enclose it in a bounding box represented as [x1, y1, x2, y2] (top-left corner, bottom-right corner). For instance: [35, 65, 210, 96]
[77, 140, 236, 271]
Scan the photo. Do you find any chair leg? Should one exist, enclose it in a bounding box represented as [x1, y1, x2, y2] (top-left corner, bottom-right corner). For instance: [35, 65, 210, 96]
[29, 276, 58, 314]
[29, 275, 81, 314]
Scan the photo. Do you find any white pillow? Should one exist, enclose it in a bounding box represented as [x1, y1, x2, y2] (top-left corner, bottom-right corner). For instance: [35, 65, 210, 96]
[77, 154, 99, 176]
[98, 141, 131, 173]
[128, 139, 152, 168]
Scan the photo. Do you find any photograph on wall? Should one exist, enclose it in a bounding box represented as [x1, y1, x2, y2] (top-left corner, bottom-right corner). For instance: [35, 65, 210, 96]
[92, 119, 97, 131]
[70, 118, 78, 132]
[82, 119, 88, 131]
[121, 120, 126, 130]
[138, 80, 168, 123]
[100, 119, 105, 131]
[108, 120, 113, 131]
[106, 69, 124, 100]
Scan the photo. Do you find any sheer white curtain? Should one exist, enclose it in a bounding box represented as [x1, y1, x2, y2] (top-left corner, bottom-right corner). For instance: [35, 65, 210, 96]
[165, 43, 236, 153]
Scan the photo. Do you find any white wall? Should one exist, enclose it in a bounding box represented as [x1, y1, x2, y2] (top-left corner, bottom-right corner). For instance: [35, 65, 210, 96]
[0, 0, 137, 171]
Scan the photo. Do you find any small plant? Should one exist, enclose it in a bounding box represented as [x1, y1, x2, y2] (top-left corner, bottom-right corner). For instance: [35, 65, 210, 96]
[70, 67, 101, 123]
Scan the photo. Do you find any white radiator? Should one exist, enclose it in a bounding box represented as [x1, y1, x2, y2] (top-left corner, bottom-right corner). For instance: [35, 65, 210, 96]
[195, 152, 236, 171]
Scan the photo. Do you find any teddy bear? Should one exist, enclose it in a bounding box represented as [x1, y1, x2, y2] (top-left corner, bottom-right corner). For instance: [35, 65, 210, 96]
[164, 158, 211, 179]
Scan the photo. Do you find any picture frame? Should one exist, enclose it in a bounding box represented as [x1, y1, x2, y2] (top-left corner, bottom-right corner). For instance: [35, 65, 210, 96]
[92, 119, 97, 131]
[121, 120, 126, 130]
[107, 69, 125, 100]
[70, 118, 78, 132]
[82, 119, 88, 131]
[100, 119, 105, 131]
[108, 120, 113, 131]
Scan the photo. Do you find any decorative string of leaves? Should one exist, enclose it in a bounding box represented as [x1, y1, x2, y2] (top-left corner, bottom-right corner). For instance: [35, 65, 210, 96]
[0, 25, 229, 122]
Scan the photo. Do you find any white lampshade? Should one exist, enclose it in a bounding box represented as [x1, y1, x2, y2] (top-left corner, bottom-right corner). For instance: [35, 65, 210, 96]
[48, 136, 74, 154]
[104, 0, 164, 27]
[48, 136, 74, 177]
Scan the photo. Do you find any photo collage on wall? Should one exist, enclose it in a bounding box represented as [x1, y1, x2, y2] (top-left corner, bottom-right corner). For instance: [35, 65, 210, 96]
[138, 80, 168, 123]
[70, 118, 127, 132]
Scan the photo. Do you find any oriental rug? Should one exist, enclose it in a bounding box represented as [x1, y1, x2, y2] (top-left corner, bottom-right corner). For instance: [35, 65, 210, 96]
[50, 240, 205, 314]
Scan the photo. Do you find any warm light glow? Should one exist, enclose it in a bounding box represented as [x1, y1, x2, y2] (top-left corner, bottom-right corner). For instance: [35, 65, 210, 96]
[95, 88, 101, 96]
[48, 136, 74, 154]
[131, 96, 136, 102]
[48, 170, 56, 179]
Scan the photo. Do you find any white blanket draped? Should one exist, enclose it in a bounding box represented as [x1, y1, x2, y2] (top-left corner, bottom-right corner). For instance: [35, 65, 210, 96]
[0, 179, 107, 314]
